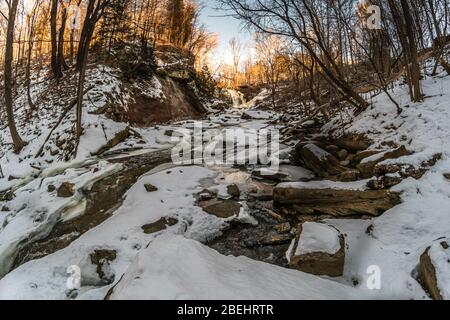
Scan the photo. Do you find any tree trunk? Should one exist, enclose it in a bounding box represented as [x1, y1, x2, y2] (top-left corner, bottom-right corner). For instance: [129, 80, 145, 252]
[4, 0, 25, 153]
[50, 0, 62, 78]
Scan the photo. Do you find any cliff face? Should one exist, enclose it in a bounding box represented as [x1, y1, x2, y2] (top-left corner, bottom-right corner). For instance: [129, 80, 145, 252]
[111, 43, 208, 127]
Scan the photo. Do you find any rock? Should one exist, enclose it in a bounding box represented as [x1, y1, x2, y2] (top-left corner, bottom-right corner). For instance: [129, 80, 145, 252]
[367, 175, 403, 190]
[141, 217, 178, 234]
[1, 190, 15, 201]
[144, 184, 158, 192]
[90, 249, 117, 284]
[299, 144, 346, 178]
[197, 189, 217, 201]
[155, 68, 168, 77]
[337, 149, 348, 160]
[47, 185, 56, 192]
[1, 206, 10, 212]
[339, 160, 350, 167]
[201, 200, 241, 218]
[57, 182, 75, 198]
[251, 169, 288, 181]
[259, 233, 294, 246]
[92, 128, 131, 156]
[164, 129, 174, 137]
[275, 222, 291, 234]
[289, 222, 345, 277]
[443, 173, 450, 180]
[324, 145, 339, 153]
[273, 186, 401, 217]
[357, 146, 411, 178]
[419, 240, 450, 300]
[352, 150, 382, 164]
[335, 134, 372, 152]
[335, 170, 360, 182]
[227, 184, 240, 198]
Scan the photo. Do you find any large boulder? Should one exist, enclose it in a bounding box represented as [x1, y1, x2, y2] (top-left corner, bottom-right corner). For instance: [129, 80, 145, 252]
[298, 144, 346, 178]
[274, 182, 401, 217]
[419, 239, 450, 300]
[289, 222, 345, 277]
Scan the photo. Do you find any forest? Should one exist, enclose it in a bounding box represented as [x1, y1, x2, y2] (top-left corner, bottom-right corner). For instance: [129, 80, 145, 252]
[0, 0, 450, 302]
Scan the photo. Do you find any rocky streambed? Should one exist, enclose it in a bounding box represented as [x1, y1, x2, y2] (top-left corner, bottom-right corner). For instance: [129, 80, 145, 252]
[0, 106, 444, 299]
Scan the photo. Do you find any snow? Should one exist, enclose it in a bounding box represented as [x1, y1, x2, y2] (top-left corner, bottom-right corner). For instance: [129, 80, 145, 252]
[0, 165, 228, 299]
[0, 160, 121, 278]
[295, 222, 341, 256]
[277, 179, 369, 191]
[428, 239, 450, 299]
[109, 235, 360, 300]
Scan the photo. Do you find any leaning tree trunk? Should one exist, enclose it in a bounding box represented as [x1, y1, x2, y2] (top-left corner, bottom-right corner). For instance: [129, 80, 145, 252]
[4, 0, 25, 153]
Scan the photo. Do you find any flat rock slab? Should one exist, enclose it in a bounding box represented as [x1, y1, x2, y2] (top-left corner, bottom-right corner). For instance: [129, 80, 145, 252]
[274, 186, 401, 217]
[201, 200, 241, 218]
[289, 222, 345, 277]
[141, 217, 178, 234]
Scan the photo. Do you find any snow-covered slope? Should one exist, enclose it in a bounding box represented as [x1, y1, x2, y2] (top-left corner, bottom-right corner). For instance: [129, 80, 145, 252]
[109, 235, 361, 300]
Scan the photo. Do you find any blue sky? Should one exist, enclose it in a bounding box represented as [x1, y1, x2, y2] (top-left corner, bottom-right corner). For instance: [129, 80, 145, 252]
[199, 0, 252, 64]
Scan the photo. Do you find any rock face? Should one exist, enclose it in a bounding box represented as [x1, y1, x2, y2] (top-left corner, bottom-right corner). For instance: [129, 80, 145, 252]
[57, 182, 75, 198]
[289, 222, 345, 277]
[419, 240, 450, 300]
[298, 144, 346, 178]
[201, 200, 241, 218]
[273, 185, 401, 217]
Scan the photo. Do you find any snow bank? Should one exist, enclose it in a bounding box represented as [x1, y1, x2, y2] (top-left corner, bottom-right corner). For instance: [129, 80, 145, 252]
[109, 235, 359, 300]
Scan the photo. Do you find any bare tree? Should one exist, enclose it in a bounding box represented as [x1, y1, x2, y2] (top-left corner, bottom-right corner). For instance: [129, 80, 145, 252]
[75, 0, 111, 140]
[4, 0, 25, 153]
[229, 37, 242, 86]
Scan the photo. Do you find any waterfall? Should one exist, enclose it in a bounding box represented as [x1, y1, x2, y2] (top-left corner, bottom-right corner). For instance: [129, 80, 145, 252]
[227, 89, 246, 108]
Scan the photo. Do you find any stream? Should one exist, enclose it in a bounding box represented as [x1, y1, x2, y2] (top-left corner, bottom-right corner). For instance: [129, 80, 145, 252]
[4, 96, 303, 280]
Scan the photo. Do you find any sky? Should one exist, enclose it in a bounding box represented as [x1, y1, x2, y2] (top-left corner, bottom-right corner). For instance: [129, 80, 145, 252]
[199, 0, 253, 66]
